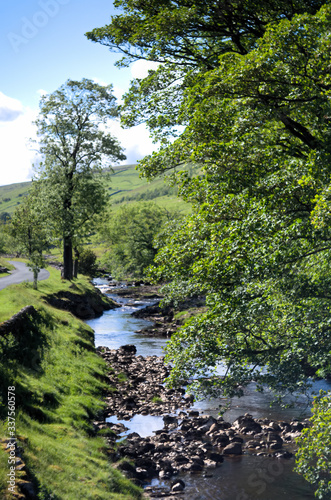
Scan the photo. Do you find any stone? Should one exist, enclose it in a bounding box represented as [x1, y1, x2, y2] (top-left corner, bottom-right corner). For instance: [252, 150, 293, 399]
[209, 452, 224, 463]
[188, 410, 199, 417]
[269, 442, 282, 450]
[163, 415, 178, 426]
[119, 344, 137, 355]
[171, 479, 185, 492]
[233, 414, 262, 434]
[267, 433, 283, 444]
[222, 442, 243, 455]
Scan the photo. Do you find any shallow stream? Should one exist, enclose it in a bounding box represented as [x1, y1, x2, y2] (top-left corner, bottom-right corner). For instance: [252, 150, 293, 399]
[86, 280, 330, 500]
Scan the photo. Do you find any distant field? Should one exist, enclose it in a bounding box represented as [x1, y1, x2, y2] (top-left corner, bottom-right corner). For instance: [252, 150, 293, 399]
[0, 181, 30, 215]
[0, 164, 191, 217]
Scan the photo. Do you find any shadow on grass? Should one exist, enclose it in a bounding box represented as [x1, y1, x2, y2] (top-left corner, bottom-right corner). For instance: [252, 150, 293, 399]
[0, 310, 59, 421]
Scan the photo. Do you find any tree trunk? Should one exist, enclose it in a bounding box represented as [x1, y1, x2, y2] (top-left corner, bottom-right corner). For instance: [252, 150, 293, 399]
[62, 237, 73, 280]
[73, 247, 80, 278]
[33, 268, 38, 290]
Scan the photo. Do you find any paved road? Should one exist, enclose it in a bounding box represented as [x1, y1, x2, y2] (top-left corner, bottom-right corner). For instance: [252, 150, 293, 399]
[0, 261, 50, 291]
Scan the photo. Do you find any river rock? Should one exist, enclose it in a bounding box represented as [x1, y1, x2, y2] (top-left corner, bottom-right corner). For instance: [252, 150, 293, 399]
[97, 345, 304, 492]
[222, 442, 243, 455]
[171, 479, 185, 492]
[233, 414, 262, 434]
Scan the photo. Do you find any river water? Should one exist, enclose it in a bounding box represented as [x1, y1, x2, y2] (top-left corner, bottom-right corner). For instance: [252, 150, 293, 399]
[86, 281, 329, 500]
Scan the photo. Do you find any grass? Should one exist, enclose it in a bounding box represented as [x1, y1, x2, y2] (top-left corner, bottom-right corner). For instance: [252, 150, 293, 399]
[0, 182, 30, 215]
[0, 258, 15, 278]
[151, 395, 163, 404]
[0, 266, 142, 499]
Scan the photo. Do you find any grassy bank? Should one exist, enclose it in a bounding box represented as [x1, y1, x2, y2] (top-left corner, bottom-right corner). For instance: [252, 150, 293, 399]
[0, 258, 15, 278]
[0, 266, 142, 499]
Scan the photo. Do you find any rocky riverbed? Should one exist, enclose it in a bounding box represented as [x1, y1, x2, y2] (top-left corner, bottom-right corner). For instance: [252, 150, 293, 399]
[94, 345, 308, 499]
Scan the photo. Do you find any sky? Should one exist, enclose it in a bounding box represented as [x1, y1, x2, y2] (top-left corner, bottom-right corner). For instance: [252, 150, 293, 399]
[0, 0, 159, 187]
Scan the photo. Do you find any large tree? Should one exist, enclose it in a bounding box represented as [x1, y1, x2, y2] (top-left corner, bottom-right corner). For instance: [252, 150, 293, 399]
[89, 3, 331, 495]
[86, 0, 325, 167]
[34, 79, 126, 280]
[87, 1, 331, 395]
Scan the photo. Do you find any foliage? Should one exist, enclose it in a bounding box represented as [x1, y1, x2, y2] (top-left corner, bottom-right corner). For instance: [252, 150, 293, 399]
[0, 212, 11, 224]
[78, 248, 98, 276]
[295, 391, 331, 499]
[87, 0, 325, 170]
[9, 185, 49, 289]
[34, 78, 126, 279]
[100, 202, 180, 279]
[90, 0, 331, 394]
[86, 0, 331, 389]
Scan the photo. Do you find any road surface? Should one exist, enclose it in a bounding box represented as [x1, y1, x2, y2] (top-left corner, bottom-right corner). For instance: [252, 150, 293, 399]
[0, 261, 50, 291]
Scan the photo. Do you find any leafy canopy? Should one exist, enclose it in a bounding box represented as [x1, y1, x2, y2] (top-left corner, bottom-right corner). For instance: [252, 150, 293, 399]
[131, 4, 331, 400]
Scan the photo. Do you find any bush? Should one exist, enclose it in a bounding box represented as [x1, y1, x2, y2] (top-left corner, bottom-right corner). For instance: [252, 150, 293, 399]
[0, 212, 11, 224]
[79, 248, 98, 276]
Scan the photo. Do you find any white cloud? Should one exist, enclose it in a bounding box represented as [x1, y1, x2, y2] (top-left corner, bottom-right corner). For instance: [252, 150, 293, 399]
[0, 92, 24, 122]
[130, 60, 160, 79]
[92, 77, 107, 86]
[112, 85, 125, 104]
[0, 93, 159, 187]
[0, 104, 39, 186]
[106, 119, 158, 165]
[37, 88, 48, 97]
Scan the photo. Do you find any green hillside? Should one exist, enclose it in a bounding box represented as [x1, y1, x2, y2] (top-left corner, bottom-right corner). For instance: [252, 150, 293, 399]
[0, 164, 190, 218]
[0, 181, 30, 217]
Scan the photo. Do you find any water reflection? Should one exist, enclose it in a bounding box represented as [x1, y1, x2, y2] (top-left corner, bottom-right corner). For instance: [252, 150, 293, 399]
[106, 414, 165, 438]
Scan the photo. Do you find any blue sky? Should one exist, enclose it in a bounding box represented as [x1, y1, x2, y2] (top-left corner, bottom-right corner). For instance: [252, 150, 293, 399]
[0, 0, 158, 186]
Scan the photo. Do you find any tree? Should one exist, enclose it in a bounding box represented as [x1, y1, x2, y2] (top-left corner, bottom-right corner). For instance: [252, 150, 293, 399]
[86, 0, 325, 172]
[89, 3, 331, 494]
[88, 0, 331, 392]
[295, 392, 331, 499]
[99, 202, 179, 279]
[10, 186, 49, 289]
[90, 4, 331, 494]
[34, 78, 126, 280]
[146, 4, 331, 397]
[0, 212, 11, 224]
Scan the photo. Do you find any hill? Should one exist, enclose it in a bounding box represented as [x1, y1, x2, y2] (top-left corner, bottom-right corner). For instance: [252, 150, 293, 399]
[0, 164, 190, 219]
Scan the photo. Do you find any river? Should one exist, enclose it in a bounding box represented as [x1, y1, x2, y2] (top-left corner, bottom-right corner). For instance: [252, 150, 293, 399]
[86, 280, 329, 500]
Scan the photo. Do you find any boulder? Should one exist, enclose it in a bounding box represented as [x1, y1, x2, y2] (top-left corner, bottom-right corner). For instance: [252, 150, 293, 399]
[119, 344, 137, 355]
[171, 479, 185, 492]
[222, 442, 243, 455]
[233, 414, 262, 434]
